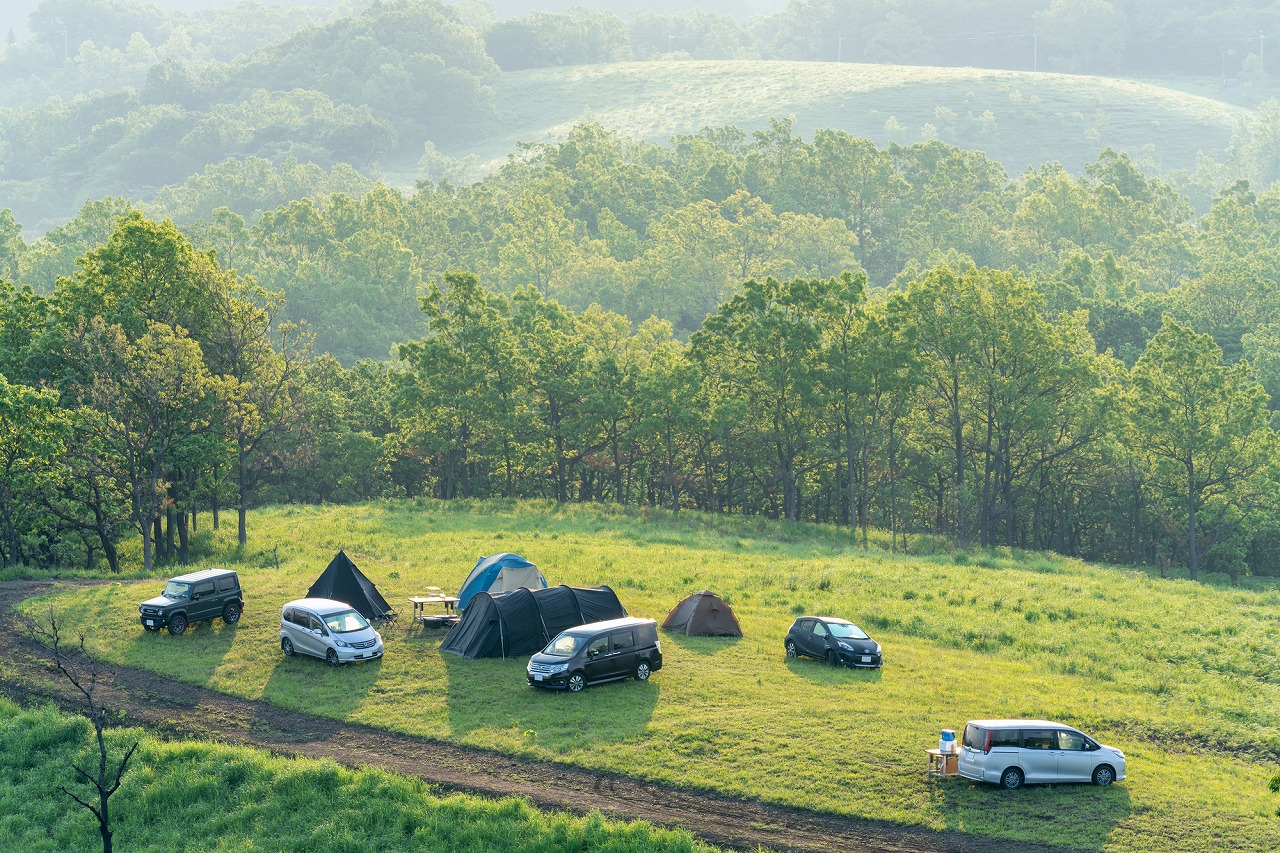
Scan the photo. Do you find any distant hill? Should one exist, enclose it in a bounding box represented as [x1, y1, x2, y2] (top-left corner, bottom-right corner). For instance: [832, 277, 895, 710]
[466, 60, 1249, 180]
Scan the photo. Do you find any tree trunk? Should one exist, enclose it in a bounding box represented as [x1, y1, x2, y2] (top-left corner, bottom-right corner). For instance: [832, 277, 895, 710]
[1186, 457, 1199, 581]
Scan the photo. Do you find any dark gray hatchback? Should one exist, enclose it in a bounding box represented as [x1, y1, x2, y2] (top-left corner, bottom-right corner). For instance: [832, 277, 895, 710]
[527, 617, 662, 692]
[139, 568, 243, 635]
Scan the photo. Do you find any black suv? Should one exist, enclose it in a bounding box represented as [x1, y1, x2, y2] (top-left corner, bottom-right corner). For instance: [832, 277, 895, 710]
[527, 617, 662, 692]
[139, 568, 243, 635]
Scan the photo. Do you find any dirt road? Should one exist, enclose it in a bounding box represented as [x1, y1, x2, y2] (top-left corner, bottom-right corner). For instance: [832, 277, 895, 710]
[0, 580, 1071, 853]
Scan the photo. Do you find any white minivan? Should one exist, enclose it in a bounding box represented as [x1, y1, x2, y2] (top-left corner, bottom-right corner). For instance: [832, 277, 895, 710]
[279, 598, 384, 666]
[957, 719, 1126, 789]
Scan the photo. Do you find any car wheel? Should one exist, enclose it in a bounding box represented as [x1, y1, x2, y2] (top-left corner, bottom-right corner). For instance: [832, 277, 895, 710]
[167, 614, 188, 636]
[281, 637, 295, 656]
[825, 649, 838, 667]
[635, 660, 651, 681]
[1092, 765, 1115, 787]
[785, 640, 797, 658]
[1000, 767, 1024, 790]
[326, 649, 340, 667]
[567, 672, 586, 693]
[222, 602, 241, 624]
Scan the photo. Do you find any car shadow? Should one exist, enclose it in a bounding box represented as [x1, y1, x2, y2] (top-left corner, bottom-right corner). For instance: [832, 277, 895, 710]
[257, 647, 384, 723]
[783, 657, 884, 684]
[933, 776, 1132, 850]
[660, 632, 742, 655]
[441, 650, 659, 745]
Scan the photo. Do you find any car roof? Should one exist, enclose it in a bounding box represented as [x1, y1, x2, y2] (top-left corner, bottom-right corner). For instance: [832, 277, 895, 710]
[562, 616, 654, 636]
[965, 719, 1076, 729]
[169, 568, 236, 583]
[284, 598, 359, 615]
[809, 616, 852, 624]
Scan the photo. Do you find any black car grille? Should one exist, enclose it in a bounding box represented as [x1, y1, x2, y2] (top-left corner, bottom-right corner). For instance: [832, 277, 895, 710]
[140, 607, 162, 617]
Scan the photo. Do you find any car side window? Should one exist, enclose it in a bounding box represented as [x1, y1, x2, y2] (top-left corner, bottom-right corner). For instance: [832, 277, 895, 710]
[193, 581, 215, 597]
[308, 614, 324, 632]
[611, 630, 634, 650]
[216, 576, 237, 592]
[588, 635, 609, 657]
[1021, 729, 1054, 749]
[811, 622, 828, 637]
[282, 607, 294, 624]
[990, 730, 1019, 748]
[1057, 731, 1088, 750]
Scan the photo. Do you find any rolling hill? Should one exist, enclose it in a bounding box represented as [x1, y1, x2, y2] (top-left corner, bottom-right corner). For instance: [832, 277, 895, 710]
[466, 60, 1250, 179]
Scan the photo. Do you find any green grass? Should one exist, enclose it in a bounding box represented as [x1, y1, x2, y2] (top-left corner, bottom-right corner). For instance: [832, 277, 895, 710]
[21, 499, 1280, 852]
[453, 61, 1249, 180]
[0, 698, 719, 853]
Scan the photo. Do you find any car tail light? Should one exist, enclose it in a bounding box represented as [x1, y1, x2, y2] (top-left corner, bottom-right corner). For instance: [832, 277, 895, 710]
[983, 729, 992, 754]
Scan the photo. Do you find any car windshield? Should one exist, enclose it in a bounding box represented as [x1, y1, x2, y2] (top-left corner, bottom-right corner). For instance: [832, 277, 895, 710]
[323, 609, 369, 633]
[543, 633, 586, 657]
[827, 622, 870, 640]
[162, 581, 190, 599]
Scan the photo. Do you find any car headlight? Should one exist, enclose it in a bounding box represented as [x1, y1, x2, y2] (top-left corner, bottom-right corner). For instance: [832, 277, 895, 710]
[549, 663, 569, 673]
[838, 641, 853, 650]
[874, 643, 882, 654]
[334, 638, 351, 648]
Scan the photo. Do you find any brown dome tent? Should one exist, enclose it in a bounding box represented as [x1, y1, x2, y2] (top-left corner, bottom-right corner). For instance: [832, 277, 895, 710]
[662, 590, 742, 637]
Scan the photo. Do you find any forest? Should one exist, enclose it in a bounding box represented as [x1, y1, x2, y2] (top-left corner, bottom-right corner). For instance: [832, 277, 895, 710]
[3, 124, 1280, 583]
[2, 0, 1280, 583]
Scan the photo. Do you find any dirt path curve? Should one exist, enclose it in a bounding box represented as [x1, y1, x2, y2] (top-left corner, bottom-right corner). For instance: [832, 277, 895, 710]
[0, 580, 1072, 853]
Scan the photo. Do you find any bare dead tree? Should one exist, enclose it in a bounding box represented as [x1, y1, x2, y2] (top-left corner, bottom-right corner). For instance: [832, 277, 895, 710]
[23, 606, 138, 853]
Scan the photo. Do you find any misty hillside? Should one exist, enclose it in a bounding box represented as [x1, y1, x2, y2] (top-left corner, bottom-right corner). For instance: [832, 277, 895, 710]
[1, 0, 1274, 234]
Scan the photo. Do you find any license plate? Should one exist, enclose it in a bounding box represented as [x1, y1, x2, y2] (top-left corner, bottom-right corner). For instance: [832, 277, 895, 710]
[861, 656, 872, 663]
[145, 620, 154, 626]
[534, 673, 543, 681]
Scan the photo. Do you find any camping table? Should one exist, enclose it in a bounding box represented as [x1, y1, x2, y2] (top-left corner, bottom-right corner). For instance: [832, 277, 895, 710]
[408, 595, 460, 620]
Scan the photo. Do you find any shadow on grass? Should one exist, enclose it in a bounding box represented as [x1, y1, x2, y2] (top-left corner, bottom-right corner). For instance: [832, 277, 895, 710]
[933, 777, 1131, 851]
[784, 657, 884, 684]
[442, 651, 659, 745]
[660, 632, 742, 655]
[257, 647, 383, 725]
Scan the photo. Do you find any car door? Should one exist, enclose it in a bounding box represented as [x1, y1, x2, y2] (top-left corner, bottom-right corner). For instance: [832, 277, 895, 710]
[190, 580, 217, 621]
[582, 633, 613, 683]
[609, 629, 637, 679]
[296, 611, 326, 658]
[1019, 728, 1058, 783]
[807, 620, 831, 659]
[1054, 729, 1096, 782]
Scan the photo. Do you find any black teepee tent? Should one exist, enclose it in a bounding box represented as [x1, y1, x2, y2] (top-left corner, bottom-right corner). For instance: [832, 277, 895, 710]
[306, 551, 394, 621]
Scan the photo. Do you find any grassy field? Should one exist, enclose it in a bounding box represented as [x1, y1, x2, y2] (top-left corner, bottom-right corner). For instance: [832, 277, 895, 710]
[0, 698, 719, 853]
[456, 61, 1251, 180]
[19, 499, 1280, 852]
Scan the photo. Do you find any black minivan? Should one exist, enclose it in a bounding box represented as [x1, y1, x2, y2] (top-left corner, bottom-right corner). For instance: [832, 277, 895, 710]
[527, 617, 662, 692]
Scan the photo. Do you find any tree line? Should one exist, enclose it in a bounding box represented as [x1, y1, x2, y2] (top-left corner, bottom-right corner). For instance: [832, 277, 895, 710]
[1, 204, 1277, 581]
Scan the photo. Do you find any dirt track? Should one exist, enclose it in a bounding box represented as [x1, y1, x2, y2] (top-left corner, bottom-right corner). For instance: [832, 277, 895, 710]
[0, 580, 1075, 853]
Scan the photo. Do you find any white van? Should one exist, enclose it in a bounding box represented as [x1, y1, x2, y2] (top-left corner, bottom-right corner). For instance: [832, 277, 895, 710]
[279, 598, 383, 666]
[956, 719, 1126, 789]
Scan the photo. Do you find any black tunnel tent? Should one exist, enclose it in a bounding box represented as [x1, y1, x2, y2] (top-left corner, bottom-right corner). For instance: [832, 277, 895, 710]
[440, 584, 627, 659]
[306, 550, 394, 621]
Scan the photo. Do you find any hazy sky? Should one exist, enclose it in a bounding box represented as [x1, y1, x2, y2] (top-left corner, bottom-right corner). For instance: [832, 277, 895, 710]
[0, 1, 347, 43]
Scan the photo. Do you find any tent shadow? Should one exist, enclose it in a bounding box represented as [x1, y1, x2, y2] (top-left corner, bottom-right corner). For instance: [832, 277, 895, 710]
[784, 657, 884, 684]
[441, 652, 659, 744]
[661, 632, 742, 655]
[257, 651, 383, 723]
[933, 777, 1132, 850]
